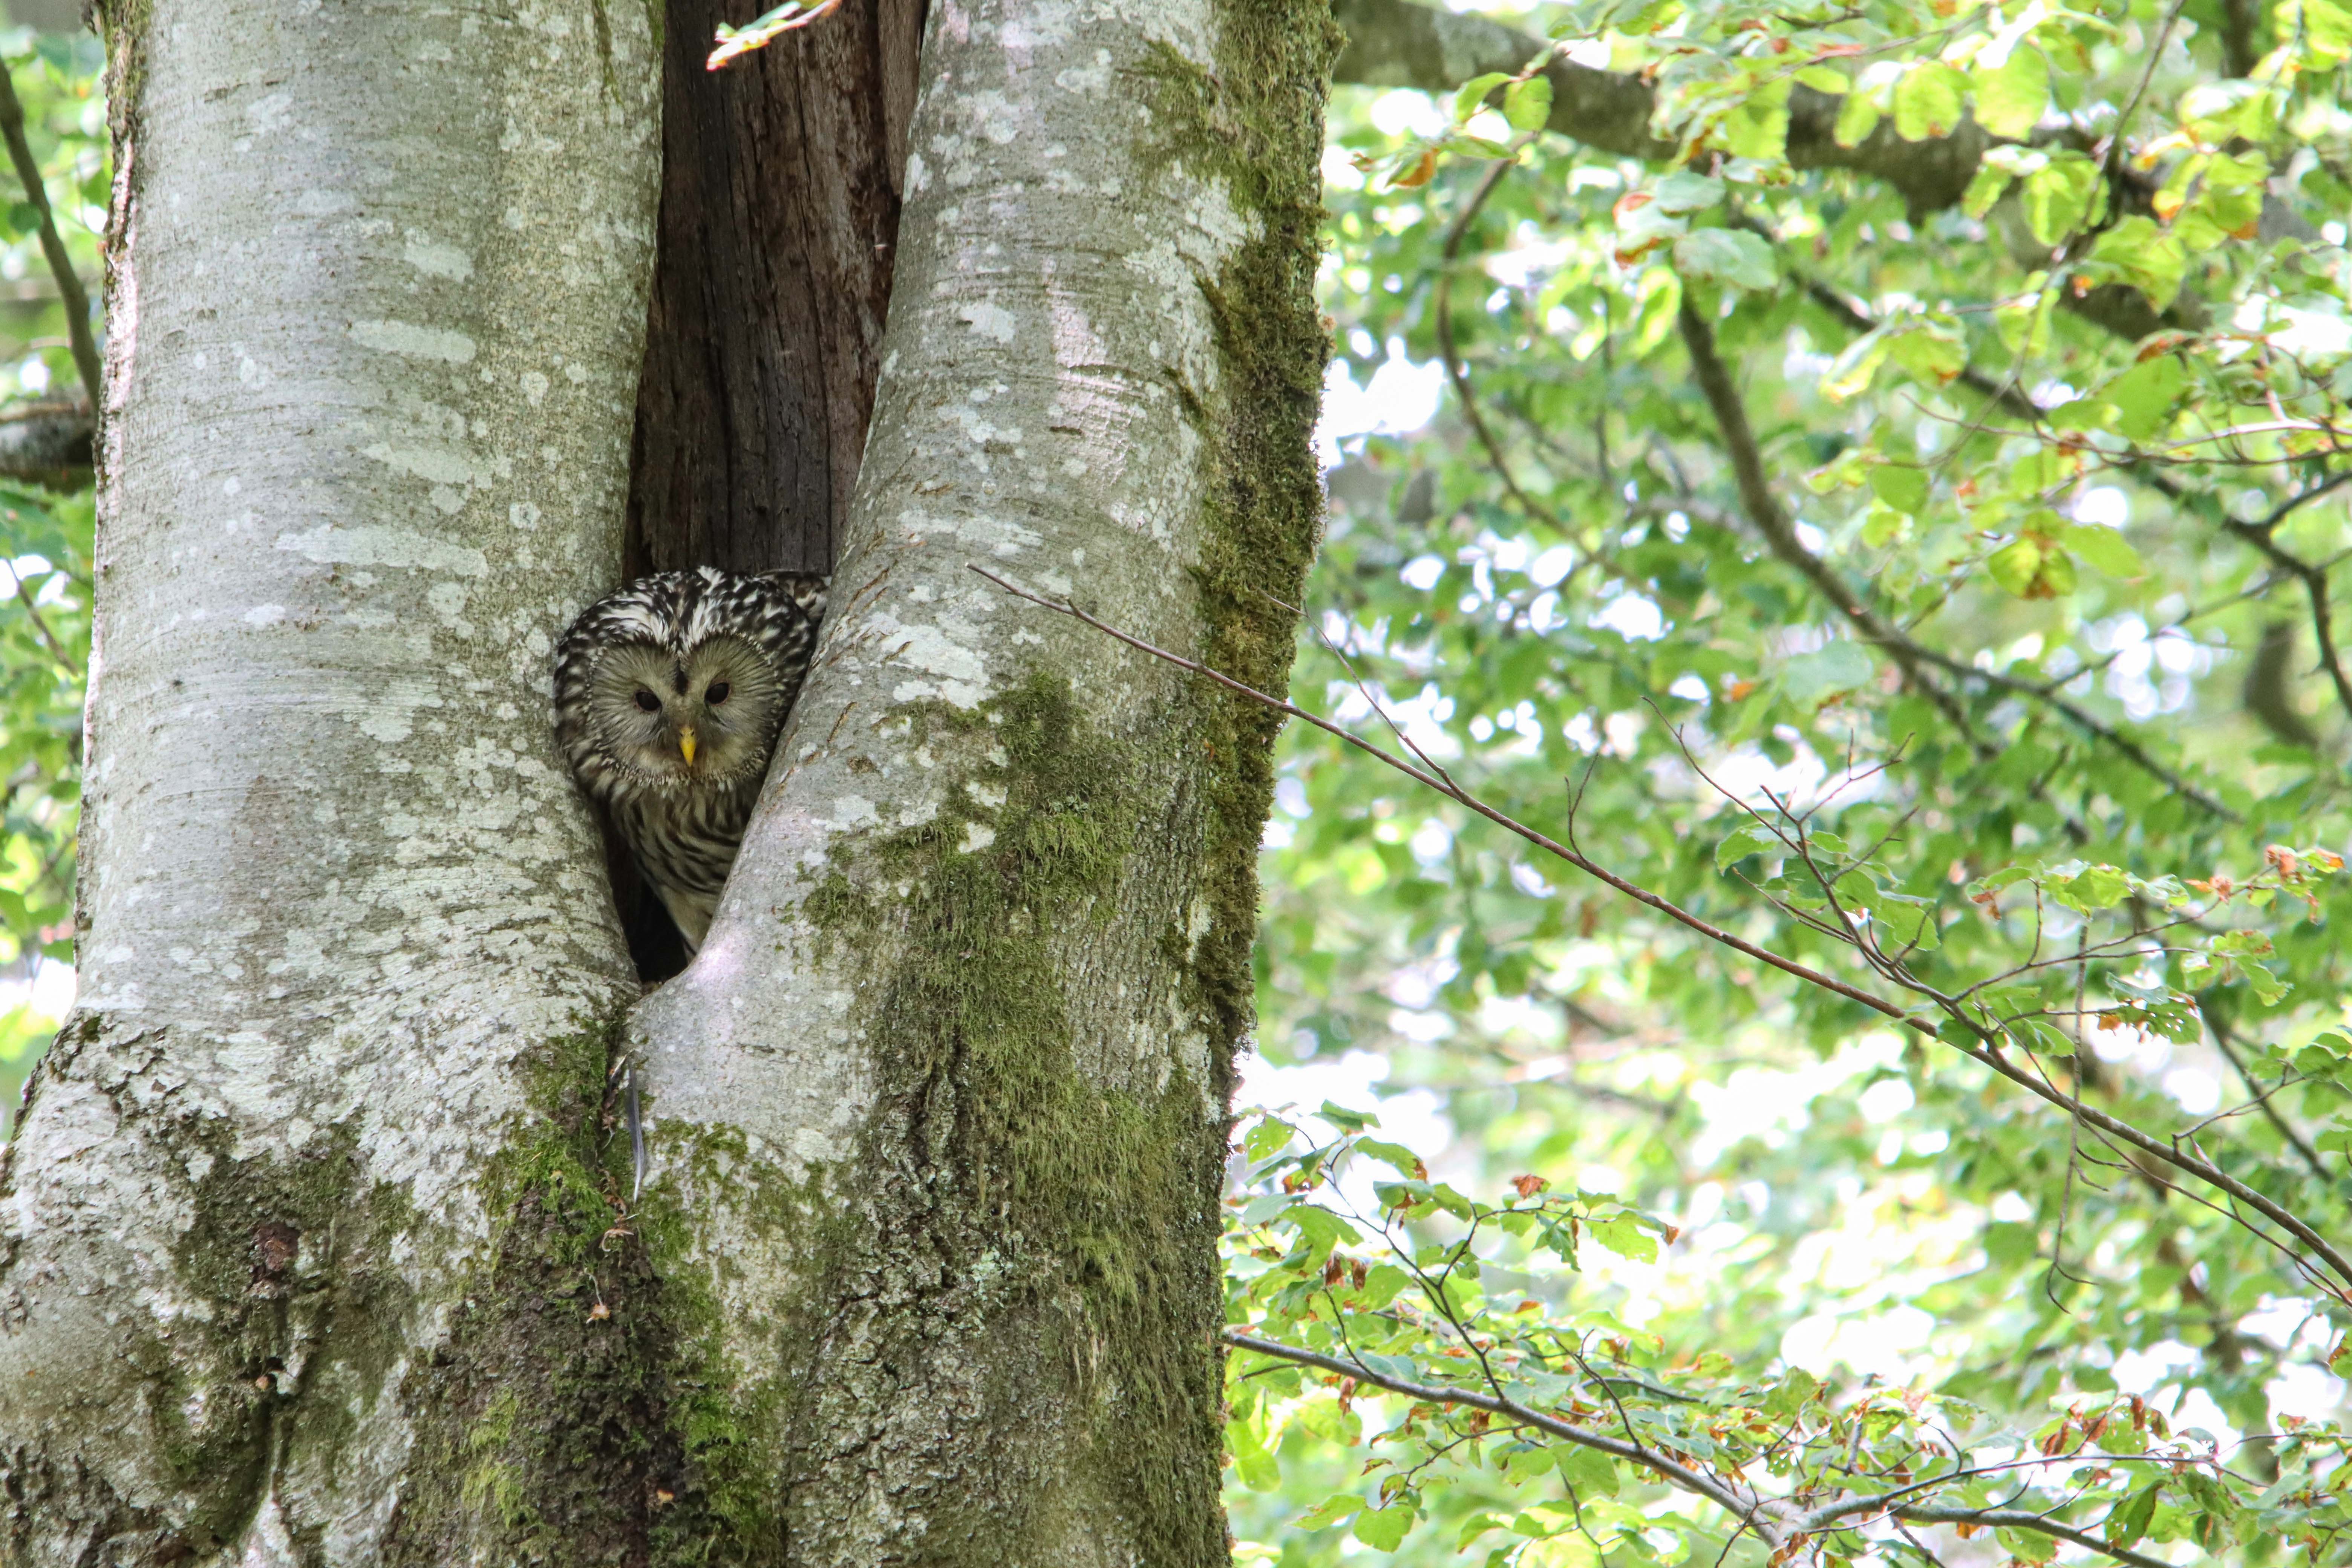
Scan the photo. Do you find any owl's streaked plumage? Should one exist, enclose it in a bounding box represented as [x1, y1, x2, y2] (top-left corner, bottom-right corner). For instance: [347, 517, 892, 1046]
[554, 567, 826, 952]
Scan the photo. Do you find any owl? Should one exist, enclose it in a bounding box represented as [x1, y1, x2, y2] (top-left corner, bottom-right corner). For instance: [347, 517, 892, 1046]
[554, 567, 827, 953]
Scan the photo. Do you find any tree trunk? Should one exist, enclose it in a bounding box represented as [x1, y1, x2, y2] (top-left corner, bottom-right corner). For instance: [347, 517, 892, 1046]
[0, 1, 661, 1559]
[629, 0, 1337, 1556]
[0, 0, 1335, 1561]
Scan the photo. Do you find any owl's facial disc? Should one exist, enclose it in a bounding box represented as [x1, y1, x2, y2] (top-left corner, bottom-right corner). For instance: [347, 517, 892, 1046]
[585, 635, 786, 791]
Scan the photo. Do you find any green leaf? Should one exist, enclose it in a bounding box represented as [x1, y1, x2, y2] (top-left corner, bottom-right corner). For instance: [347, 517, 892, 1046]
[1587, 1211, 1658, 1262]
[1716, 818, 1783, 869]
[1294, 1492, 1364, 1531]
[1883, 321, 1966, 385]
[1781, 639, 1875, 697]
[1823, 326, 1893, 400]
[2278, 0, 2352, 62]
[1764, 1368, 1820, 1417]
[1672, 227, 1778, 292]
[2021, 153, 2102, 245]
[1962, 163, 2014, 218]
[1353, 1504, 1416, 1550]
[1717, 84, 1789, 159]
[1558, 1444, 1621, 1499]
[1359, 1264, 1413, 1309]
[1453, 71, 1513, 122]
[2107, 1485, 2154, 1542]
[1240, 1116, 1295, 1162]
[2061, 524, 2144, 579]
[1318, 1101, 1378, 1132]
[2046, 861, 2129, 913]
[1973, 47, 2049, 139]
[1227, 1417, 1282, 1491]
[1353, 1137, 1426, 1177]
[1868, 463, 1929, 514]
[1833, 87, 1882, 147]
[1985, 534, 2075, 599]
[1985, 537, 2043, 597]
[1795, 64, 1849, 93]
[1284, 1205, 1363, 1257]
[2087, 216, 2186, 308]
[2103, 355, 2186, 443]
[1503, 75, 1554, 132]
[1651, 171, 1726, 213]
[1893, 62, 1967, 141]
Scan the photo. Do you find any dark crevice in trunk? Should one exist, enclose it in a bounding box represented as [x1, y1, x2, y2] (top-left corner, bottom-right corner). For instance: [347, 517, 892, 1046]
[624, 0, 925, 582]
[611, 0, 928, 983]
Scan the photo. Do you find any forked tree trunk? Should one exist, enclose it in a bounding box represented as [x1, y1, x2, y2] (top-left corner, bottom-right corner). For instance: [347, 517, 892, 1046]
[0, 1, 1334, 1562]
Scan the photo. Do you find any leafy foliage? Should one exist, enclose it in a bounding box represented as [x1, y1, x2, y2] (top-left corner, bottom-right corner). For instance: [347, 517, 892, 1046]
[0, 27, 101, 1121]
[1228, 0, 2352, 1560]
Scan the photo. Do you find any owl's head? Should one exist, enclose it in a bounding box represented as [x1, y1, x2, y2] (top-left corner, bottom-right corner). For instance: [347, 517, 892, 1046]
[581, 634, 788, 792]
[554, 567, 826, 803]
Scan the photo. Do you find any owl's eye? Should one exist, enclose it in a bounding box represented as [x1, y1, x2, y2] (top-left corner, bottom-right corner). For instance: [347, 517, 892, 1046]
[706, 681, 732, 705]
[634, 690, 660, 713]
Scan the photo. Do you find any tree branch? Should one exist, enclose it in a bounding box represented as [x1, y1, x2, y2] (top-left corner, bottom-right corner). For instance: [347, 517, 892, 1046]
[1331, 0, 1995, 214]
[1225, 1329, 2180, 1568]
[12, 571, 78, 679]
[0, 62, 101, 409]
[2218, 476, 2352, 726]
[0, 398, 91, 486]
[972, 564, 2352, 1292]
[1221, 1330, 1785, 1534]
[1674, 299, 1980, 737]
[1675, 299, 2237, 820]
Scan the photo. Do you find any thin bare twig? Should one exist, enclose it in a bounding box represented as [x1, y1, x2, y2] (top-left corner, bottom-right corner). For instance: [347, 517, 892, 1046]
[970, 564, 2352, 1292]
[2207, 1006, 2331, 1184]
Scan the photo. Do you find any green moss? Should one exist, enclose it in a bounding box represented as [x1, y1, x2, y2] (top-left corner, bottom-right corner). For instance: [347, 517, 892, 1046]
[770, 674, 1231, 1562]
[1132, 6, 1342, 1091]
[384, 1011, 695, 1565]
[380, 1012, 832, 1566]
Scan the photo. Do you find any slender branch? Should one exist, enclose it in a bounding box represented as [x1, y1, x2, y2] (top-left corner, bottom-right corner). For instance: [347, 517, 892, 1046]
[2217, 476, 2352, 725]
[1798, 276, 2039, 424]
[970, 564, 2352, 1292]
[1675, 299, 1977, 741]
[0, 62, 100, 409]
[1434, 143, 1571, 542]
[1225, 1330, 2180, 1568]
[12, 572, 78, 678]
[1879, 1504, 2175, 1568]
[1220, 1331, 1783, 1532]
[1674, 304, 2237, 821]
[2207, 1006, 2331, 1184]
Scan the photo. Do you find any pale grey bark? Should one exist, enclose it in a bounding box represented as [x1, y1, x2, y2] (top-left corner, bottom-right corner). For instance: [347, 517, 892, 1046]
[0, 2, 657, 1560]
[0, 0, 1326, 1559]
[628, 0, 1328, 1559]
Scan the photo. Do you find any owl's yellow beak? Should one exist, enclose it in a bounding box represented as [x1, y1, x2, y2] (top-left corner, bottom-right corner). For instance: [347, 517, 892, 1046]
[678, 728, 698, 767]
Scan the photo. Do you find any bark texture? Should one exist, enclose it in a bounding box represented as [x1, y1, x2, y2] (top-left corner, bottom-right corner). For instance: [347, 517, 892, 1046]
[0, 3, 658, 1561]
[623, 0, 927, 583]
[627, 0, 1338, 1560]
